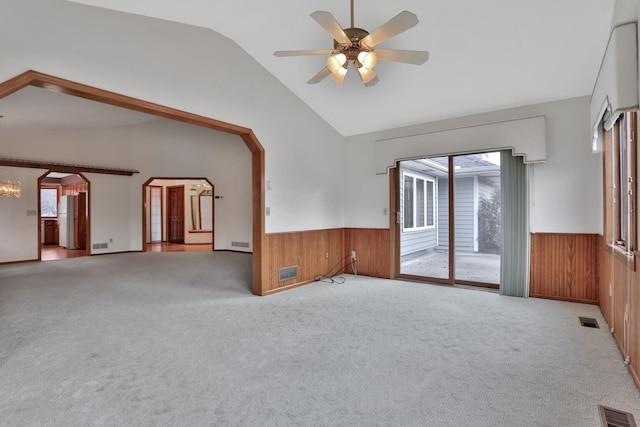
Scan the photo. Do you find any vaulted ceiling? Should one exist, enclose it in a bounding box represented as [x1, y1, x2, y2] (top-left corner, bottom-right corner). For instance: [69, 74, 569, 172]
[1, 0, 616, 136]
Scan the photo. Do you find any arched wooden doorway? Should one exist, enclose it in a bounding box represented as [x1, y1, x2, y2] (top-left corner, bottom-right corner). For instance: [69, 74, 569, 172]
[0, 70, 266, 295]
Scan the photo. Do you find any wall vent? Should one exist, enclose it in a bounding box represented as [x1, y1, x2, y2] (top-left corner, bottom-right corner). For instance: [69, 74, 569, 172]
[599, 405, 636, 427]
[278, 266, 298, 282]
[579, 317, 600, 328]
[92, 243, 108, 249]
[231, 241, 250, 248]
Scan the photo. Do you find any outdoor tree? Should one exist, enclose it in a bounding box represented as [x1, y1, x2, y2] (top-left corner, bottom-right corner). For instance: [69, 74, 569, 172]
[478, 189, 501, 253]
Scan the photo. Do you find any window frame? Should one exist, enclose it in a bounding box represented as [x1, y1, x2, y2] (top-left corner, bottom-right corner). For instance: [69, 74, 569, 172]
[604, 111, 637, 254]
[40, 186, 59, 219]
[402, 171, 436, 232]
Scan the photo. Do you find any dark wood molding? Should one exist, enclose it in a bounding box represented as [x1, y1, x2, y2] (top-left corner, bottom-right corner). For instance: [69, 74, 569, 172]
[0, 157, 139, 176]
[389, 165, 400, 279]
[0, 70, 265, 296]
[529, 294, 599, 305]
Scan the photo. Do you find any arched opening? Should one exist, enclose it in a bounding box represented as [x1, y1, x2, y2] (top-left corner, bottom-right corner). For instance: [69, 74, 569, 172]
[38, 171, 91, 261]
[0, 70, 265, 295]
[142, 177, 216, 253]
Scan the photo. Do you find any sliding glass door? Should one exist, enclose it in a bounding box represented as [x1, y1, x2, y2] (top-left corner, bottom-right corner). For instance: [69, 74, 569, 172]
[399, 152, 501, 288]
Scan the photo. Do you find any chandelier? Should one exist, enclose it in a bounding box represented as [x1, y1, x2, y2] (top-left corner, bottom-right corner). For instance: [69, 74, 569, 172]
[0, 115, 20, 198]
[0, 176, 20, 198]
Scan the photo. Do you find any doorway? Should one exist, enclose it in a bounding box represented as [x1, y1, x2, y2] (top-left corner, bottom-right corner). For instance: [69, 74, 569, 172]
[38, 171, 90, 261]
[143, 178, 214, 252]
[398, 152, 501, 288]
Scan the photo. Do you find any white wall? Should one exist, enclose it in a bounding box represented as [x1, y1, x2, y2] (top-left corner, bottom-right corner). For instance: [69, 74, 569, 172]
[0, 0, 345, 235]
[0, 119, 253, 262]
[0, 167, 45, 262]
[345, 96, 602, 234]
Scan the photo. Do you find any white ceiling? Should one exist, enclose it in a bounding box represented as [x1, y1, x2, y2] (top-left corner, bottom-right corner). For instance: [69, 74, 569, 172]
[2, 0, 617, 136]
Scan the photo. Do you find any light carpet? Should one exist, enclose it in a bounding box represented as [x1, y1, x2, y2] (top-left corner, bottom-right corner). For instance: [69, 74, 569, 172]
[0, 251, 638, 426]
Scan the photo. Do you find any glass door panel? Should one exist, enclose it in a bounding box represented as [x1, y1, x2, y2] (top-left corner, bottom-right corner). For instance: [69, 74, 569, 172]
[398, 152, 502, 288]
[453, 153, 501, 285]
[399, 157, 449, 280]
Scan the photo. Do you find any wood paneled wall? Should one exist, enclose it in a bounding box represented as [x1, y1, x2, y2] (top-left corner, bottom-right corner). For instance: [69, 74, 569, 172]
[263, 229, 345, 294]
[61, 182, 87, 196]
[263, 228, 391, 294]
[599, 241, 639, 385]
[529, 233, 600, 304]
[344, 228, 391, 278]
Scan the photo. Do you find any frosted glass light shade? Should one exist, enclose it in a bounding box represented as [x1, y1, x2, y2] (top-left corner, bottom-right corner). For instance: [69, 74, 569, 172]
[357, 51, 378, 69]
[326, 53, 347, 73]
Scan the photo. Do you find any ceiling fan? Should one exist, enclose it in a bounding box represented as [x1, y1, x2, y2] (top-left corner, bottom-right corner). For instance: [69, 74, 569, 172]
[273, 0, 429, 86]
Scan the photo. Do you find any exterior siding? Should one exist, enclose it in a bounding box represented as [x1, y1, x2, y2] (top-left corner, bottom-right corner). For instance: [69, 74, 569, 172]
[453, 177, 475, 252]
[437, 177, 449, 249]
[477, 176, 495, 201]
[400, 167, 438, 257]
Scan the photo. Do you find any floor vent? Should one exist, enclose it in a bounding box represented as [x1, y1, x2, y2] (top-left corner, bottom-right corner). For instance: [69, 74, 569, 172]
[579, 317, 600, 328]
[599, 405, 636, 427]
[278, 266, 298, 282]
[231, 241, 250, 248]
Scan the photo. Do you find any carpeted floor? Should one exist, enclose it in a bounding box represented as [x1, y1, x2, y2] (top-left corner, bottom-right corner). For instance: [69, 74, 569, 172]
[0, 252, 638, 426]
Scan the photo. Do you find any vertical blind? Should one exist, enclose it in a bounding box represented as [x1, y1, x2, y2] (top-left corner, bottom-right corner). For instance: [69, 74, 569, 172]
[500, 150, 530, 297]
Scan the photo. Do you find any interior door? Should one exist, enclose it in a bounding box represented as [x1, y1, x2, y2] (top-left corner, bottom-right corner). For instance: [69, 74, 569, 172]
[167, 186, 185, 244]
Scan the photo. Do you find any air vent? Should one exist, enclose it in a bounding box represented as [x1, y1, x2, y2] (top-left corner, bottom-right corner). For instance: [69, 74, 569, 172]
[92, 243, 108, 249]
[231, 241, 250, 248]
[579, 317, 600, 328]
[278, 266, 298, 282]
[599, 405, 636, 427]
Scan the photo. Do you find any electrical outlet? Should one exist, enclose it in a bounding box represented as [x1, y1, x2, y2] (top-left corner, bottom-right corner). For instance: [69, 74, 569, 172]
[325, 252, 329, 259]
[109, 238, 113, 243]
[351, 250, 356, 260]
[609, 282, 613, 297]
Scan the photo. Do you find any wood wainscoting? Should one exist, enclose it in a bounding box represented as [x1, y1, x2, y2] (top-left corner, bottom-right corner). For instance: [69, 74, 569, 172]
[263, 228, 392, 294]
[529, 233, 600, 304]
[264, 229, 345, 294]
[344, 228, 391, 278]
[599, 239, 640, 386]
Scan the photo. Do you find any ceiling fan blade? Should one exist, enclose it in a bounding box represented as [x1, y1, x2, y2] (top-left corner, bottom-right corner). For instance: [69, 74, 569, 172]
[357, 66, 377, 85]
[274, 50, 334, 57]
[310, 11, 351, 45]
[307, 67, 332, 84]
[360, 11, 419, 48]
[375, 49, 429, 65]
[365, 76, 380, 87]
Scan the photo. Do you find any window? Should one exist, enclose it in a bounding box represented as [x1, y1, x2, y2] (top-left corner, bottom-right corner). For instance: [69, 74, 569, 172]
[402, 172, 435, 231]
[40, 187, 58, 218]
[604, 111, 636, 252]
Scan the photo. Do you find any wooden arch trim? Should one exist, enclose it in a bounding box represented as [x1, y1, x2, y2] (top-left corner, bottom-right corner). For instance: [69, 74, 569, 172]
[0, 70, 266, 296]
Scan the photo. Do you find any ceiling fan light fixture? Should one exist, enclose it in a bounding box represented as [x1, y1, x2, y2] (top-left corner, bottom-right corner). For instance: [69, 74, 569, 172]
[357, 66, 377, 84]
[275, 1, 429, 86]
[326, 53, 347, 73]
[329, 66, 348, 84]
[357, 50, 378, 70]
